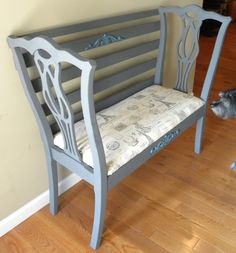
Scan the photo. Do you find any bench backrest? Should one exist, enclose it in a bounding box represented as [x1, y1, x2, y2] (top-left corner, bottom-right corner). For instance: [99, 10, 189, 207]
[8, 5, 231, 145]
[9, 9, 161, 136]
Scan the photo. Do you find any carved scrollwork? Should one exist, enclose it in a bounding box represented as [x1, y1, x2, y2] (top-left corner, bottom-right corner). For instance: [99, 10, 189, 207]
[85, 33, 124, 50]
[34, 50, 81, 161]
[150, 129, 180, 154]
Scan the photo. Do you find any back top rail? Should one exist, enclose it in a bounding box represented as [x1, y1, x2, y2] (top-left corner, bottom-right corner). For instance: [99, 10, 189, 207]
[21, 9, 159, 38]
[23, 18, 160, 68]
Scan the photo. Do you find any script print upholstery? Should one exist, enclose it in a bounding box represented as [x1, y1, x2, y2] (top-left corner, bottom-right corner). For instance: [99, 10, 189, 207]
[54, 85, 204, 175]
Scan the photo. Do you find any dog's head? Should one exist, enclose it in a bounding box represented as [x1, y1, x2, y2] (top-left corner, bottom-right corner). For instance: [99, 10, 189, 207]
[211, 89, 236, 119]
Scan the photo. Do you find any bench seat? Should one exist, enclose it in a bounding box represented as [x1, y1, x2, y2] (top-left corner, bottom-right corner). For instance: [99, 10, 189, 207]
[54, 85, 204, 175]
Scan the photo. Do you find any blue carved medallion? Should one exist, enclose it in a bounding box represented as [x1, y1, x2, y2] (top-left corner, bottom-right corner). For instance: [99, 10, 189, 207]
[85, 33, 125, 50]
[150, 129, 180, 154]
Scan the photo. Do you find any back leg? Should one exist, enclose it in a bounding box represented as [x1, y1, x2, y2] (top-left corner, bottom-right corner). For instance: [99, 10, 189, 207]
[195, 116, 205, 154]
[47, 157, 58, 215]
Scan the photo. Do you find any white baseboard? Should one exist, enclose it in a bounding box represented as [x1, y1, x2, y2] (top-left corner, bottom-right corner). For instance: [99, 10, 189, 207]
[0, 173, 81, 237]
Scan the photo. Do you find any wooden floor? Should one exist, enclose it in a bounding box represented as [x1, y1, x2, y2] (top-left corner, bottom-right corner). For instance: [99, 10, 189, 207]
[1, 23, 236, 253]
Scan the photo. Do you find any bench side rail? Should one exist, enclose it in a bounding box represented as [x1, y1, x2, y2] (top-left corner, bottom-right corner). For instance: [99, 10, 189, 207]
[155, 4, 231, 98]
[7, 36, 106, 175]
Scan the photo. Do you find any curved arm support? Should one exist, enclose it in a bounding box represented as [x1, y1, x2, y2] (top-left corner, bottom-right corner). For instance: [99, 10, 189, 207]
[7, 36, 55, 165]
[80, 62, 107, 180]
[8, 36, 107, 178]
[200, 18, 231, 102]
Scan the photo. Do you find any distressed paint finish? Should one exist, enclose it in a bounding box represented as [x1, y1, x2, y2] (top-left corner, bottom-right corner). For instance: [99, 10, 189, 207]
[8, 5, 231, 250]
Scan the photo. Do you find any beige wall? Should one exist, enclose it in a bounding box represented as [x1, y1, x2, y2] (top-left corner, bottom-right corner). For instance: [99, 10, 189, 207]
[0, 0, 202, 221]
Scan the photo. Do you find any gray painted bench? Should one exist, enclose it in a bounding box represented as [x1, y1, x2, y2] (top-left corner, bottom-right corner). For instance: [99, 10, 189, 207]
[8, 5, 231, 249]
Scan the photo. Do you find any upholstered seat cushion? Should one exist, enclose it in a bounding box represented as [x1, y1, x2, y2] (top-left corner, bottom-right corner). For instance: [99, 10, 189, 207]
[54, 85, 205, 175]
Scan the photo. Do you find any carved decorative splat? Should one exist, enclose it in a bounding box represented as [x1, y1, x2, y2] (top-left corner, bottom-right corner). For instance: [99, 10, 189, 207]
[85, 33, 124, 50]
[34, 50, 81, 161]
[175, 12, 202, 93]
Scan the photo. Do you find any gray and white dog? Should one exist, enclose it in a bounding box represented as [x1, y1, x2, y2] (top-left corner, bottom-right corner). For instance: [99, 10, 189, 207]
[211, 89, 236, 169]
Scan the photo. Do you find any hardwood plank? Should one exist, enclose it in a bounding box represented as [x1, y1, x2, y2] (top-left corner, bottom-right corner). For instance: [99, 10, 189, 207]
[139, 198, 236, 253]
[150, 229, 197, 253]
[194, 239, 228, 253]
[122, 169, 236, 248]
[0, 230, 38, 253]
[108, 189, 200, 248]
[143, 171, 236, 230]
[146, 161, 236, 219]
[15, 215, 88, 253]
[105, 215, 170, 253]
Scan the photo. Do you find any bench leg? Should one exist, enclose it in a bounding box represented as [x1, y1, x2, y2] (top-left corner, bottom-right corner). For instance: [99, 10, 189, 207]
[90, 184, 107, 249]
[195, 116, 205, 154]
[47, 157, 58, 215]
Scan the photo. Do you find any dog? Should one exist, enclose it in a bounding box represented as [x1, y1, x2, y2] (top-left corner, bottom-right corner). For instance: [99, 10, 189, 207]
[211, 89, 236, 169]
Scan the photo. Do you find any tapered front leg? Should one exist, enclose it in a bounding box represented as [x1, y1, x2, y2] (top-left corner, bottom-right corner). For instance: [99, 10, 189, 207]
[90, 183, 107, 249]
